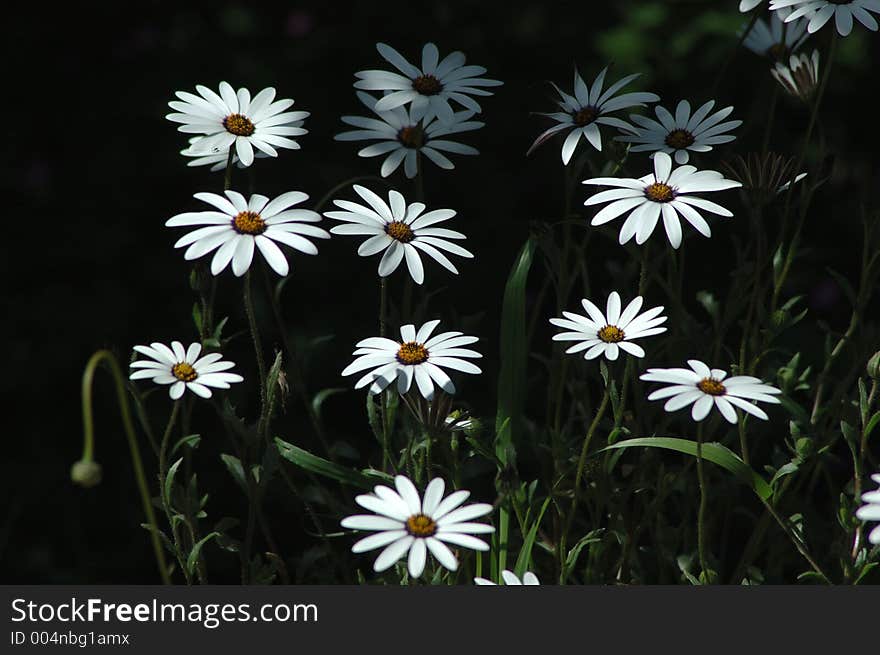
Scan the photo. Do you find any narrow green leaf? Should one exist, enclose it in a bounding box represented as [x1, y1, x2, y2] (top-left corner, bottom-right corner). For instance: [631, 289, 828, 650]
[312, 388, 347, 421]
[274, 437, 378, 489]
[164, 458, 183, 506]
[187, 531, 220, 575]
[599, 437, 772, 500]
[171, 434, 201, 456]
[513, 497, 551, 578]
[220, 454, 248, 494]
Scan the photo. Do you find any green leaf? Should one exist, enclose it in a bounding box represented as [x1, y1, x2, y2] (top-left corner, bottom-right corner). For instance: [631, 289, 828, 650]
[864, 411, 880, 441]
[599, 437, 772, 500]
[312, 388, 347, 421]
[513, 497, 550, 578]
[494, 238, 536, 466]
[274, 437, 378, 489]
[563, 529, 605, 580]
[220, 454, 248, 494]
[164, 458, 183, 506]
[187, 531, 220, 575]
[171, 434, 201, 456]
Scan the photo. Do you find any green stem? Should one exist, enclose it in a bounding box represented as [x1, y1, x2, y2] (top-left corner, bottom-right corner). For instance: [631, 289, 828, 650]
[244, 269, 268, 434]
[695, 422, 710, 582]
[157, 401, 190, 584]
[76, 350, 171, 585]
[223, 148, 234, 191]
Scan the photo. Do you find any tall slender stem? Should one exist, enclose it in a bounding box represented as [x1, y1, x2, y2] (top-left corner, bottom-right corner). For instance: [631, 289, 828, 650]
[695, 422, 710, 582]
[158, 400, 190, 584]
[244, 269, 268, 432]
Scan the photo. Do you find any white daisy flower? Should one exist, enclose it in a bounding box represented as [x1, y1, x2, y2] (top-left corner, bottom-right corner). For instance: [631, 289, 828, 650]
[324, 185, 472, 284]
[129, 341, 243, 400]
[335, 91, 482, 178]
[742, 7, 809, 59]
[583, 151, 742, 248]
[166, 82, 309, 166]
[341, 475, 494, 578]
[741, 0, 765, 11]
[856, 473, 880, 545]
[771, 0, 880, 36]
[771, 50, 821, 102]
[354, 42, 502, 124]
[640, 359, 782, 423]
[616, 100, 742, 165]
[528, 67, 659, 164]
[550, 292, 667, 361]
[342, 320, 481, 400]
[179, 133, 282, 170]
[474, 570, 540, 585]
[165, 190, 330, 277]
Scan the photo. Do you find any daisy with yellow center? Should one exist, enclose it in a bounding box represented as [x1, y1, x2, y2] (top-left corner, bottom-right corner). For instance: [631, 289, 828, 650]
[583, 151, 742, 249]
[325, 185, 473, 285]
[640, 359, 782, 424]
[342, 319, 482, 400]
[335, 91, 483, 178]
[129, 341, 243, 400]
[550, 291, 667, 361]
[166, 81, 309, 167]
[528, 66, 659, 164]
[616, 99, 742, 165]
[341, 475, 494, 579]
[166, 189, 330, 277]
[354, 42, 502, 124]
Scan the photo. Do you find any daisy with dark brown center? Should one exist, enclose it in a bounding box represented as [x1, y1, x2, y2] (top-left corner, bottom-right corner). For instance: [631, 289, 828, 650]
[166, 189, 329, 277]
[341, 475, 494, 579]
[166, 81, 309, 167]
[335, 91, 483, 179]
[354, 42, 502, 124]
[325, 185, 473, 284]
[742, 8, 810, 61]
[641, 359, 782, 424]
[616, 99, 742, 165]
[551, 291, 667, 361]
[583, 151, 742, 249]
[342, 319, 482, 400]
[129, 341, 243, 400]
[528, 66, 659, 164]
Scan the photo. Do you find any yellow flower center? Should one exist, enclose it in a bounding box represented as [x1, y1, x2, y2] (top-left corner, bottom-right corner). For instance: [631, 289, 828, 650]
[171, 362, 198, 382]
[597, 325, 625, 343]
[386, 221, 415, 243]
[405, 513, 437, 537]
[233, 211, 267, 235]
[397, 341, 429, 365]
[397, 125, 425, 149]
[665, 128, 695, 149]
[412, 74, 443, 95]
[223, 113, 255, 136]
[572, 106, 599, 127]
[697, 378, 726, 396]
[645, 182, 675, 203]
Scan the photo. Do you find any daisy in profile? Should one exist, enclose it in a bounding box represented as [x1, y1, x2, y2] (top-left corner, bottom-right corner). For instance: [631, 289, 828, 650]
[324, 185, 472, 284]
[475, 570, 540, 585]
[341, 476, 494, 578]
[583, 152, 741, 248]
[742, 7, 809, 59]
[856, 473, 880, 545]
[129, 341, 243, 400]
[335, 91, 482, 178]
[550, 292, 667, 361]
[342, 320, 481, 400]
[166, 190, 329, 277]
[528, 67, 659, 164]
[617, 100, 742, 165]
[640, 360, 782, 423]
[166, 82, 308, 166]
[771, 50, 821, 102]
[771, 0, 880, 36]
[354, 42, 502, 123]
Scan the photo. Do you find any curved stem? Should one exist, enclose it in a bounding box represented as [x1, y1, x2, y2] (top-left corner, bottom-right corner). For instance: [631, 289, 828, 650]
[77, 350, 171, 584]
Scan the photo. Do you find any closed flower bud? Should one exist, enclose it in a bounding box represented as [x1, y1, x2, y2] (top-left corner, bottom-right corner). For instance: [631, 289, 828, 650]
[71, 460, 102, 488]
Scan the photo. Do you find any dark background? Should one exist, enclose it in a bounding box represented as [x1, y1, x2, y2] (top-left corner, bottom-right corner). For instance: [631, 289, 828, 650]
[4, 0, 879, 583]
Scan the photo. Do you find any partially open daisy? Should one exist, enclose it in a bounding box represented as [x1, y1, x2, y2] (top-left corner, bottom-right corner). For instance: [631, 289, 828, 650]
[856, 473, 880, 545]
[771, 50, 821, 102]
[354, 42, 502, 124]
[166, 190, 330, 277]
[129, 341, 243, 400]
[617, 100, 742, 165]
[528, 67, 659, 164]
[771, 0, 880, 36]
[743, 7, 809, 59]
[341, 475, 494, 578]
[640, 359, 782, 423]
[336, 91, 482, 178]
[324, 185, 472, 284]
[342, 320, 481, 400]
[583, 151, 742, 248]
[550, 292, 667, 361]
[166, 82, 308, 166]
[474, 570, 540, 585]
